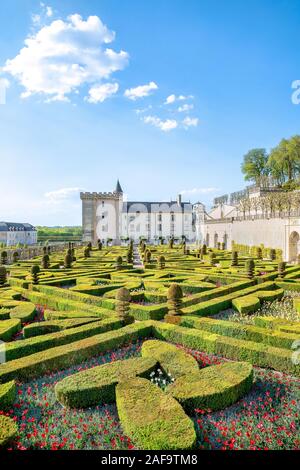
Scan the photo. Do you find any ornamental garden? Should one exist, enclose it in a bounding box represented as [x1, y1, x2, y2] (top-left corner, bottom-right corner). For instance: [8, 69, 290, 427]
[0, 240, 299, 450]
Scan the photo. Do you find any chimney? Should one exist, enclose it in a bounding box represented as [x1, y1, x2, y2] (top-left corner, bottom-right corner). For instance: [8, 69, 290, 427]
[177, 194, 182, 206]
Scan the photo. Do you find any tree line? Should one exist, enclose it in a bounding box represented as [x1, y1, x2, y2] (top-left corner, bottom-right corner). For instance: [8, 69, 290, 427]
[241, 135, 300, 189]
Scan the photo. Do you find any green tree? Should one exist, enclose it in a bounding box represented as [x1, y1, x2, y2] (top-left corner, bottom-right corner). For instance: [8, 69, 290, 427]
[241, 149, 269, 186]
[268, 136, 300, 183]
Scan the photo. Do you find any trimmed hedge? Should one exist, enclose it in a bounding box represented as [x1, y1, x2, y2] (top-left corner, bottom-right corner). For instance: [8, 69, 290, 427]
[0, 415, 18, 448]
[0, 319, 21, 342]
[141, 340, 199, 379]
[256, 289, 284, 302]
[232, 295, 260, 314]
[180, 316, 300, 350]
[0, 381, 16, 410]
[23, 318, 100, 338]
[0, 322, 152, 383]
[55, 357, 157, 408]
[4, 318, 124, 361]
[254, 316, 300, 334]
[151, 321, 300, 376]
[169, 361, 253, 413]
[116, 377, 197, 450]
[69, 284, 123, 296]
[14, 287, 115, 319]
[9, 302, 36, 323]
[0, 309, 10, 320]
[182, 281, 276, 317]
[44, 309, 99, 320]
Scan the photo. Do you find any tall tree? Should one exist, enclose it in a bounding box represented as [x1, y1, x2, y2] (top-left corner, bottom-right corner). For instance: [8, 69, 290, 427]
[241, 149, 269, 186]
[268, 136, 300, 183]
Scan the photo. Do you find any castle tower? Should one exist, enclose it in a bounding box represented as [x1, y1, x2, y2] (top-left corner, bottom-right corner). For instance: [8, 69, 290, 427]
[80, 181, 123, 245]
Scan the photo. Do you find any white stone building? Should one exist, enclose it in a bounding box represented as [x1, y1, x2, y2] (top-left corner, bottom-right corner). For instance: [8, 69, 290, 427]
[0, 222, 37, 247]
[202, 186, 300, 262]
[80, 181, 201, 244]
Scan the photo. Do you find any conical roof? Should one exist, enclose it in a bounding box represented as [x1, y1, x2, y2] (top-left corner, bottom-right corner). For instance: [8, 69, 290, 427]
[115, 180, 123, 193]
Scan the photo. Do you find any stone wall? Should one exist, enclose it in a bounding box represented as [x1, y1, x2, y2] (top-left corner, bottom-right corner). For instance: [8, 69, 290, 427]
[203, 216, 300, 261]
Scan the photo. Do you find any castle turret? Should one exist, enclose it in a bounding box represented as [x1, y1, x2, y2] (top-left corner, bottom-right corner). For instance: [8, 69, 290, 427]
[115, 180, 123, 194]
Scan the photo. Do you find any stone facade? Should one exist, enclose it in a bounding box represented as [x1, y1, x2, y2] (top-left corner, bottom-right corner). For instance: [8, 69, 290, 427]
[80, 181, 202, 244]
[202, 186, 300, 262]
[0, 222, 37, 247]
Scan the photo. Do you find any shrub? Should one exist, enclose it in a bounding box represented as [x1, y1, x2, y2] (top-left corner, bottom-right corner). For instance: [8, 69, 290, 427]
[245, 259, 255, 278]
[116, 377, 196, 450]
[165, 283, 183, 324]
[269, 248, 276, 261]
[55, 356, 157, 408]
[201, 244, 207, 256]
[116, 288, 134, 325]
[64, 253, 72, 269]
[23, 318, 98, 338]
[42, 254, 50, 269]
[31, 265, 40, 284]
[0, 415, 18, 448]
[0, 322, 152, 382]
[144, 250, 151, 263]
[84, 247, 90, 258]
[0, 381, 16, 410]
[232, 295, 260, 315]
[169, 361, 253, 413]
[141, 340, 199, 379]
[126, 250, 133, 264]
[256, 247, 263, 259]
[157, 256, 166, 270]
[12, 252, 19, 263]
[9, 302, 37, 324]
[278, 261, 286, 278]
[0, 266, 7, 286]
[116, 256, 123, 269]
[209, 252, 216, 266]
[1, 251, 7, 265]
[231, 251, 238, 267]
[0, 319, 21, 341]
[4, 318, 123, 361]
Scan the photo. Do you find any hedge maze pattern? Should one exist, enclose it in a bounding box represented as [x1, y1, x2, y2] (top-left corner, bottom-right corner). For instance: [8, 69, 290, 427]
[0, 242, 299, 449]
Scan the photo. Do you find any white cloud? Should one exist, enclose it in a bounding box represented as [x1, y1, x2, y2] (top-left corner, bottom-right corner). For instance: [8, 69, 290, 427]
[165, 94, 176, 105]
[164, 94, 193, 105]
[46, 6, 53, 17]
[124, 81, 158, 101]
[86, 82, 119, 103]
[178, 103, 194, 113]
[3, 14, 129, 101]
[183, 116, 199, 128]
[44, 187, 83, 203]
[143, 115, 178, 132]
[180, 187, 219, 196]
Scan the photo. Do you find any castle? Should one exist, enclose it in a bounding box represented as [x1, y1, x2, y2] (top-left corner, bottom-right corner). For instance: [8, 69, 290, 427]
[81, 181, 300, 261]
[80, 181, 205, 244]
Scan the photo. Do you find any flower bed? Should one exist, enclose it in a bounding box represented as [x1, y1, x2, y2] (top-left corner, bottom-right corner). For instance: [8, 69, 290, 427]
[1, 342, 299, 451]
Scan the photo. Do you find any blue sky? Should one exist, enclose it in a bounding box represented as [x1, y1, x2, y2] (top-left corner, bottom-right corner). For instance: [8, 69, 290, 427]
[0, 0, 300, 225]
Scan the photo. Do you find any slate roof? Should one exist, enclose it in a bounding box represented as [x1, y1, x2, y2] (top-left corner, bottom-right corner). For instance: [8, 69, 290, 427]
[0, 222, 36, 232]
[115, 180, 123, 193]
[122, 201, 193, 213]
